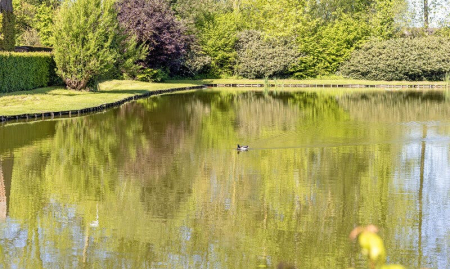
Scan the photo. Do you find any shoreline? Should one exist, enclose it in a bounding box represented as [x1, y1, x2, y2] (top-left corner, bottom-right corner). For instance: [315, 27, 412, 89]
[1, 81, 448, 125]
[0, 85, 205, 124]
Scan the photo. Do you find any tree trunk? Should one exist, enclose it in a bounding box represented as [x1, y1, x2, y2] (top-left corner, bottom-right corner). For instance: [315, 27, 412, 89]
[0, 0, 15, 51]
[424, 0, 429, 30]
[64, 77, 90, 91]
[418, 125, 427, 268]
[0, 0, 13, 12]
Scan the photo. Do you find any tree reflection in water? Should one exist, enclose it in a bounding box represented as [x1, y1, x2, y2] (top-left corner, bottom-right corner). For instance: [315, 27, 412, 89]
[1, 89, 450, 268]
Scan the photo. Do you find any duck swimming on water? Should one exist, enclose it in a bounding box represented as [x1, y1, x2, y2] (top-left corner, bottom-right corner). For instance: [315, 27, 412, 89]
[237, 144, 249, 151]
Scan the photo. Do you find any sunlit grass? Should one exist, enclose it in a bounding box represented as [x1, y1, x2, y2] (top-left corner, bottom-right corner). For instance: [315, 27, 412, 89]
[0, 80, 197, 116]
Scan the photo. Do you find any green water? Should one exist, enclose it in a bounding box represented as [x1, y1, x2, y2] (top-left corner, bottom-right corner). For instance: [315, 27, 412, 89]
[1, 89, 450, 268]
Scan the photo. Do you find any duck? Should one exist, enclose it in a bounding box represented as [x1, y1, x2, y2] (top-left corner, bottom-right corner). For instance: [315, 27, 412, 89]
[237, 144, 249, 151]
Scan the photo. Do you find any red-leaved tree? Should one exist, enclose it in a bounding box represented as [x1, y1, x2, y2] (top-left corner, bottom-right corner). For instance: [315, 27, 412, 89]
[116, 0, 192, 74]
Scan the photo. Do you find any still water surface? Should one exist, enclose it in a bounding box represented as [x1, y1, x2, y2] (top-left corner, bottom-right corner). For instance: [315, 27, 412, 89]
[1, 89, 450, 268]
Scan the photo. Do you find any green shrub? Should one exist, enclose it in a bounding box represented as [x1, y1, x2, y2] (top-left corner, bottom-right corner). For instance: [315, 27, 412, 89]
[53, 0, 120, 90]
[182, 43, 212, 77]
[235, 30, 298, 79]
[109, 34, 147, 80]
[0, 52, 57, 93]
[136, 68, 169, 82]
[341, 37, 450, 81]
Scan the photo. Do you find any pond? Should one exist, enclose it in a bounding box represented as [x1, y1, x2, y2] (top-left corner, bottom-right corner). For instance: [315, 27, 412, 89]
[0, 88, 450, 268]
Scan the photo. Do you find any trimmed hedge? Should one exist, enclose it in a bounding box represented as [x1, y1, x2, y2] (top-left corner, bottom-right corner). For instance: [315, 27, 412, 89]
[340, 37, 450, 81]
[0, 52, 58, 93]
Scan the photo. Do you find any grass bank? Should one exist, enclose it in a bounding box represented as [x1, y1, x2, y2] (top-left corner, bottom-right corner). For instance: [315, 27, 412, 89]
[0, 80, 198, 116]
[1, 78, 447, 117]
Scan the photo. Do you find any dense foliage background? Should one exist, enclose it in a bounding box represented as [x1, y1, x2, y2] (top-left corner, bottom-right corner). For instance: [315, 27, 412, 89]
[3, 0, 450, 89]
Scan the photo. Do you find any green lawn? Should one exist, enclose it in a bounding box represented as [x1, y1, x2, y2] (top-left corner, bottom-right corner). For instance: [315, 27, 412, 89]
[0, 78, 447, 117]
[0, 80, 197, 116]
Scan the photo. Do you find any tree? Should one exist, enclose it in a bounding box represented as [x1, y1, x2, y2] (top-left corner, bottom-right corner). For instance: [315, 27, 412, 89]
[404, 0, 450, 31]
[197, 12, 238, 76]
[33, 3, 55, 46]
[116, 0, 192, 74]
[0, 0, 15, 51]
[238, 0, 305, 38]
[53, 0, 136, 90]
[369, 0, 405, 40]
[293, 15, 371, 78]
[12, 0, 61, 46]
[171, 0, 231, 28]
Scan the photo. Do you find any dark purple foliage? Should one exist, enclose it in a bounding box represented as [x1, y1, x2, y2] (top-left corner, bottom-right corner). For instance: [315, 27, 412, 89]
[116, 0, 192, 73]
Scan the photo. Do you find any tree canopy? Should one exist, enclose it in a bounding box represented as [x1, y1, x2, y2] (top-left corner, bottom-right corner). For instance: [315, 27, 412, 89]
[52, 0, 140, 90]
[117, 0, 192, 73]
[4, 0, 450, 88]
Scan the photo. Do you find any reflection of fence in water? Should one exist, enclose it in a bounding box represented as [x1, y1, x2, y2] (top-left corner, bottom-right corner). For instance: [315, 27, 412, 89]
[207, 83, 447, 89]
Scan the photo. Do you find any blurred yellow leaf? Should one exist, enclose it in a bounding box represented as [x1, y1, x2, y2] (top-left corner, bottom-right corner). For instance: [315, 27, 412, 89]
[358, 231, 386, 264]
[380, 265, 406, 269]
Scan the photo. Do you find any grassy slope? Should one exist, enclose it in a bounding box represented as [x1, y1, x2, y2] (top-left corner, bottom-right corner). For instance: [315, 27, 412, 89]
[0, 80, 197, 116]
[0, 78, 447, 116]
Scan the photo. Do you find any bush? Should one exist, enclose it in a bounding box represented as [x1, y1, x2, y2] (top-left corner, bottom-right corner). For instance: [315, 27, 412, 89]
[181, 42, 212, 77]
[53, 0, 120, 90]
[109, 34, 147, 80]
[136, 68, 169, 82]
[340, 37, 450, 81]
[0, 52, 57, 93]
[236, 30, 298, 79]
